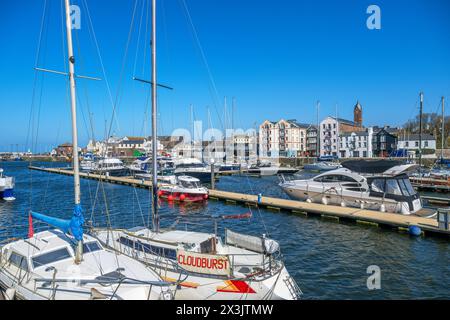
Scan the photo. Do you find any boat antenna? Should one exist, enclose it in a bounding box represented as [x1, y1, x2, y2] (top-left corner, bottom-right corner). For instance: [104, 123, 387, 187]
[441, 96, 445, 160]
[151, 0, 159, 233]
[419, 92, 423, 172]
[64, 0, 84, 262]
[316, 100, 320, 157]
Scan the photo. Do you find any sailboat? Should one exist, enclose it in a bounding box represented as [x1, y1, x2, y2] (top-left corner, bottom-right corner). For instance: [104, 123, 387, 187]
[0, 168, 15, 201]
[94, 0, 301, 300]
[0, 0, 173, 300]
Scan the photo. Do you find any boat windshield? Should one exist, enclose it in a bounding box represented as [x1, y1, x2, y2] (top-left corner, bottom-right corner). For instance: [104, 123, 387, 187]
[180, 180, 200, 188]
[385, 179, 402, 196]
[370, 177, 416, 196]
[398, 178, 416, 196]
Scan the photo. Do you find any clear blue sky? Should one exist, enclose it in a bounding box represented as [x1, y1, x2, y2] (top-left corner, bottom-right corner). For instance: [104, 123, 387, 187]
[0, 0, 449, 152]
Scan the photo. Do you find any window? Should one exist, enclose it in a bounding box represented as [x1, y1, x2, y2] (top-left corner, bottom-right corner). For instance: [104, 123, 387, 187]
[32, 248, 72, 269]
[385, 179, 402, 195]
[314, 174, 357, 183]
[83, 241, 102, 253]
[118, 237, 177, 260]
[398, 178, 416, 196]
[370, 179, 385, 192]
[333, 123, 336, 129]
[9, 252, 29, 271]
[424, 141, 428, 147]
[405, 142, 409, 147]
[415, 141, 419, 147]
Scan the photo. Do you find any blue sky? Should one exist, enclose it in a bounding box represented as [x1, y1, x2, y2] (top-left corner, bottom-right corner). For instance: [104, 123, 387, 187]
[0, 0, 449, 152]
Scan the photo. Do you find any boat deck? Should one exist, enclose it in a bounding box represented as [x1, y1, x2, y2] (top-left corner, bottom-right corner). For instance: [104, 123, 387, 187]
[29, 166, 450, 239]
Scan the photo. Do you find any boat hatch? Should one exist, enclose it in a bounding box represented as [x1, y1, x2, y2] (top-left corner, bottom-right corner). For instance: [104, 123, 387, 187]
[31, 247, 72, 269]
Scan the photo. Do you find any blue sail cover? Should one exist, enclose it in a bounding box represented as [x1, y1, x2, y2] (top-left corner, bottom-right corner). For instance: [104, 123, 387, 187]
[31, 204, 84, 241]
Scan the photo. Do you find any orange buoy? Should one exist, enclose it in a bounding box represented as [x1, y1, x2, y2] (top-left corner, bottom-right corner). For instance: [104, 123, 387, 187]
[203, 194, 208, 200]
[179, 194, 186, 201]
[167, 195, 174, 201]
[157, 190, 163, 197]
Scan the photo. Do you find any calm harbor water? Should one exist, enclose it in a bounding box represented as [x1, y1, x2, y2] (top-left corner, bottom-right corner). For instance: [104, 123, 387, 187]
[1, 161, 449, 299]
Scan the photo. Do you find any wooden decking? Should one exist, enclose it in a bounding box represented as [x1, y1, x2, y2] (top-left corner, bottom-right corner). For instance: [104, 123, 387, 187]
[410, 177, 450, 192]
[29, 166, 450, 239]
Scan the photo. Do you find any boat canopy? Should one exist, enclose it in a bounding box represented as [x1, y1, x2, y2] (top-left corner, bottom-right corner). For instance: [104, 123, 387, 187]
[225, 229, 279, 255]
[341, 159, 402, 174]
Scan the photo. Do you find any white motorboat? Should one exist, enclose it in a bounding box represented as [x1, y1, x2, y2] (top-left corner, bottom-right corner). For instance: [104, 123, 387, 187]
[247, 161, 298, 176]
[158, 175, 208, 202]
[174, 158, 212, 183]
[90, 158, 128, 177]
[0, 168, 15, 201]
[280, 159, 435, 216]
[79, 153, 98, 172]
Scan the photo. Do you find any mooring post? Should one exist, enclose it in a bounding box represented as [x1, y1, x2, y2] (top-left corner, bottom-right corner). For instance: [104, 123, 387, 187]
[210, 160, 215, 190]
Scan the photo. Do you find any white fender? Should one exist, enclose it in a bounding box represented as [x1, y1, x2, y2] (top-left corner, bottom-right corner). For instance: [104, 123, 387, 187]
[321, 197, 328, 205]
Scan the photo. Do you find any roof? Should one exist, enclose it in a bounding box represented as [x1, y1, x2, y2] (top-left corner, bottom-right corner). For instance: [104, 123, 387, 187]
[341, 159, 402, 174]
[58, 143, 72, 147]
[340, 130, 368, 137]
[324, 116, 357, 126]
[121, 139, 145, 145]
[398, 133, 435, 141]
[124, 136, 146, 141]
[335, 117, 357, 126]
[286, 120, 312, 129]
[354, 101, 362, 110]
[373, 126, 398, 135]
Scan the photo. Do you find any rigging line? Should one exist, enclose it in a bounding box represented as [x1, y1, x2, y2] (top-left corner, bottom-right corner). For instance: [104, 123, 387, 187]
[103, 0, 138, 142]
[73, 26, 96, 144]
[26, 0, 48, 211]
[142, 0, 150, 78]
[178, 0, 224, 131]
[30, 0, 51, 155]
[133, 0, 146, 76]
[131, 0, 146, 135]
[82, 0, 125, 135]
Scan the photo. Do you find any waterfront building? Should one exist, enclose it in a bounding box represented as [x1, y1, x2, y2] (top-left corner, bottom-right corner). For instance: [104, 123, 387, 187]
[339, 127, 373, 158]
[320, 101, 365, 156]
[397, 133, 437, 158]
[306, 125, 318, 157]
[372, 126, 398, 157]
[54, 142, 73, 158]
[259, 119, 310, 158]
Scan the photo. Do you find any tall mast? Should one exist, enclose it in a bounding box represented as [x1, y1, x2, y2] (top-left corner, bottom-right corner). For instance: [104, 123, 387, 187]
[316, 100, 320, 157]
[442, 96, 445, 160]
[419, 92, 423, 169]
[190, 104, 194, 158]
[64, 0, 80, 206]
[151, 0, 159, 233]
[64, 0, 83, 262]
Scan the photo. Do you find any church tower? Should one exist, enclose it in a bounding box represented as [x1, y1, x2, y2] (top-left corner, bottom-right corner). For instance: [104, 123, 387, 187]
[354, 101, 362, 127]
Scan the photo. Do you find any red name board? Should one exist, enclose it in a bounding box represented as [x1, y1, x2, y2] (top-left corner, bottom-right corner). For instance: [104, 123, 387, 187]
[177, 250, 231, 276]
